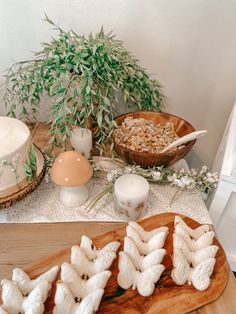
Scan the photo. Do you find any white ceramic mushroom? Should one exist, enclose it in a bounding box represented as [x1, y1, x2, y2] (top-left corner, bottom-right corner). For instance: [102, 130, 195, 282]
[50, 151, 93, 207]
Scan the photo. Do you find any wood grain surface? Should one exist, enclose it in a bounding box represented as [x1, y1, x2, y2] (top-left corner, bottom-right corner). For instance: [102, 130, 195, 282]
[0, 213, 234, 314]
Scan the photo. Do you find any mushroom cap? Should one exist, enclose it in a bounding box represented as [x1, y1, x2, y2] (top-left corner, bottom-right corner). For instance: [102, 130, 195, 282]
[50, 151, 93, 187]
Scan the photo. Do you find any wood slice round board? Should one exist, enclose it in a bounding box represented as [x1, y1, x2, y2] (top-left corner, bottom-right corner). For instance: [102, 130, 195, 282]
[0, 145, 46, 209]
[1, 213, 229, 314]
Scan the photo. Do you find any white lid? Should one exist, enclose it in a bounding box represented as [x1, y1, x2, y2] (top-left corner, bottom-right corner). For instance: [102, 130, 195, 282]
[0, 117, 31, 159]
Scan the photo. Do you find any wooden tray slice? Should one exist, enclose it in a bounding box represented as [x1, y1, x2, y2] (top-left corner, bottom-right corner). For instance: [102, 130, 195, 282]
[0, 145, 46, 208]
[5, 213, 229, 314]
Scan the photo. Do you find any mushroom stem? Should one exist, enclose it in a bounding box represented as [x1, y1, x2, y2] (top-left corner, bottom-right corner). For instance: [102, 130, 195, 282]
[59, 185, 88, 207]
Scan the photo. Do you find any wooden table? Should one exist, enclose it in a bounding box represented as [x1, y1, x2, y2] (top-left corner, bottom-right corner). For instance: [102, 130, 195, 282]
[0, 222, 236, 313]
[0, 122, 235, 313]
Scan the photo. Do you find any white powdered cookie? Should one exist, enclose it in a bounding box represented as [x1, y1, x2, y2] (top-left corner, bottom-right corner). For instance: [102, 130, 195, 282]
[12, 266, 59, 295]
[0, 280, 51, 314]
[191, 258, 216, 291]
[126, 227, 168, 255]
[54, 283, 104, 314]
[128, 222, 168, 242]
[118, 223, 168, 296]
[173, 234, 218, 267]
[174, 224, 215, 251]
[174, 216, 209, 239]
[80, 236, 120, 260]
[171, 216, 218, 291]
[54, 237, 120, 313]
[123, 237, 166, 271]
[117, 252, 165, 297]
[71, 245, 116, 278]
[60, 262, 111, 299]
[0, 266, 59, 314]
[171, 249, 191, 285]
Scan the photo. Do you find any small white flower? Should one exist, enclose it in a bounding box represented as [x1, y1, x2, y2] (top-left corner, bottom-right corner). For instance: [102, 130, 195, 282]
[151, 171, 162, 181]
[12, 153, 21, 167]
[107, 172, 114, 182]
[190, 168, 198, 176]
[0, 160, 7, 167]
[167, 175, 174, 182]
[199, 165, 208, 175]
[206, 177, 215, 183]
[107, 169, 119, 182]
[124, 166, 133, 174]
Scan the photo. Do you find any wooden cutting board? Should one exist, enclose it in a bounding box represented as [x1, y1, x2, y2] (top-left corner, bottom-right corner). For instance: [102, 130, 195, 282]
[2, 213, 229, 314]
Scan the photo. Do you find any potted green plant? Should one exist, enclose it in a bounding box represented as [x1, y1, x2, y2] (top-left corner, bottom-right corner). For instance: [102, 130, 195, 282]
[3, 15, 164, 152]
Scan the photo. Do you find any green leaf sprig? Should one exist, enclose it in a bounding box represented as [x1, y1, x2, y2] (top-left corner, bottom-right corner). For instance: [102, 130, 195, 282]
[4, 15, 165, 152]
[24, 144, 37, 181]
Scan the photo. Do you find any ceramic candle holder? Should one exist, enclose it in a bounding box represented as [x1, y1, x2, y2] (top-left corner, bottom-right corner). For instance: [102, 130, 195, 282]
[114, 174, 149, 221]
[70, 128, 93, 159]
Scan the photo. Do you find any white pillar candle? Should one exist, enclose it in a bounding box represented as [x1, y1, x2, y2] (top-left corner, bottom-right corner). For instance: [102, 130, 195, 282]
[114, 174, 149, 221]
[70, 128, 93, 159]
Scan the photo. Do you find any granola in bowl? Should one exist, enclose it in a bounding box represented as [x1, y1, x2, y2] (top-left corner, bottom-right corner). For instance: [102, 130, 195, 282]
[114, 117, 179, 153]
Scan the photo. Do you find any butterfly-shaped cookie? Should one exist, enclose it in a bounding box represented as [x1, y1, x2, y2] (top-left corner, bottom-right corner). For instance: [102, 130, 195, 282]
[172, 216, 218, 291]
[123, 237, 166, 271]
[171, 249, 216, 291]
[53, 282, 104, 314]
[174, 216, 209, 239]
[171, 249, 191, 285]
[126, 227, 168, 255]
[71, 245, 117, 278]
[54, 238, 119, 313]
[60, 262, 111, 300]
[117, 252, 165, 296]
[191, 257, 216, 291]
[174, 224, 215, 251]
[173, 234, 218, 267]
[128, 222, 169, 242]
[80, 236, 120, 261]
[0, 280, 51, 314]
[12, 266, 59, 295]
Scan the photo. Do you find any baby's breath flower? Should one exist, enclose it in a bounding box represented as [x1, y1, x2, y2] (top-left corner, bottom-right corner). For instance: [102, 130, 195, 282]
[124, 166, 133, 174]
[150, 171, 162, 180]
[107, 169, 120, 182]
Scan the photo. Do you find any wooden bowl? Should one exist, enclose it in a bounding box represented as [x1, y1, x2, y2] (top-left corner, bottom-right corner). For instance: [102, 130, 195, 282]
[114, 111, 196, 168]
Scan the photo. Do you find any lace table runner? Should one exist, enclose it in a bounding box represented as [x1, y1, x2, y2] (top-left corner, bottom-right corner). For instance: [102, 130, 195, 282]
[0, 160, 212, 225]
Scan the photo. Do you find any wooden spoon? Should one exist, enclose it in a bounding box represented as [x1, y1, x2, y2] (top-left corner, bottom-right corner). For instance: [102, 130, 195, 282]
[160, 130, 208, 153]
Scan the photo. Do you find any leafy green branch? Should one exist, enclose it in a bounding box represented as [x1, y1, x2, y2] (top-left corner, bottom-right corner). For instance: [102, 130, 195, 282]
[4, 15, 165, 152]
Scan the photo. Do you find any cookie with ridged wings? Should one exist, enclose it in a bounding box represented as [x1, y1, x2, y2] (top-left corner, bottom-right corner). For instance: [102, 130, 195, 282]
[123, 237, 166, 271]
[80, 236, 120, 260]
[117, 252, 165, 297]
[12, 266, 59, 295]
[126, 226, 168, 255]
[53, 283, 104, 314]
[60, 262, 111, 300]
[71, 245, 117, 278]
[0, 280, 51, 314]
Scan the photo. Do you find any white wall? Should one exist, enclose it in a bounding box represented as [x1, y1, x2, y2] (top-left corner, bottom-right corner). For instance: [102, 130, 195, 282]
[1, 0, 236, 167]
